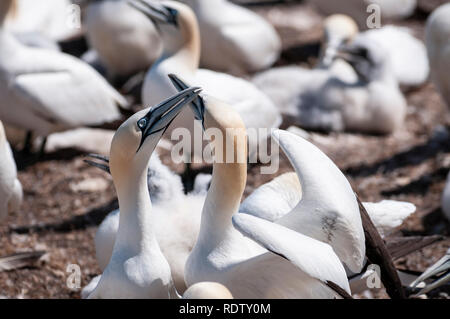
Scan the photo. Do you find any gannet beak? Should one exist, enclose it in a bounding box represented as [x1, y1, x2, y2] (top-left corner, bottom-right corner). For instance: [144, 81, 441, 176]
[137, 87, 202, 150]
[409, 249, 450, 296]
[127, 0, 178, 26]
[168, 74, 205, 130]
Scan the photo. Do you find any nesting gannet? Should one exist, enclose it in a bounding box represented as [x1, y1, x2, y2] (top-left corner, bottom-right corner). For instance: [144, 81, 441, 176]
[178, 0, 281, 74]
[167, 76, 351, 299]
[254, 32, 407, 134]
[85, 0, 162, 77]
[4, 0, 78, 41]
[86, 87, 201, 299]
[309, 0, 417, 29]
[0, 120, 22, 220]
[128, 0, 281, 157]
[409, 248, 450, 297]
[425, 3, 450, 108]
[0, 0, 128, 139]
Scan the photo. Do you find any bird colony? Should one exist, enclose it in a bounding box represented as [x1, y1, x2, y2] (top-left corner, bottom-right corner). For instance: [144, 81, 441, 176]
[0, 0, 448, 299]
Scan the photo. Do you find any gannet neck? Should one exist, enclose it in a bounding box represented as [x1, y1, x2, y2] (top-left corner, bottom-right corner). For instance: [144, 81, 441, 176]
[196, 97, 247, 249]
[160, 1, 200, 72]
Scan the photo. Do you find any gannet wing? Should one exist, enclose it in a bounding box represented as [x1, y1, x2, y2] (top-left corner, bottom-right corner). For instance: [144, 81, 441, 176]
[232, 213, 351, 298]
[271, 129, 365, 273]
[7, 50, 127, 132]
[240, 172, 301, 222]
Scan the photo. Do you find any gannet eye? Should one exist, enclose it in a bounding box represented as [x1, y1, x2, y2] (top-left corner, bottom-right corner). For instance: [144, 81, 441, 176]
[138, 118, 148, 130]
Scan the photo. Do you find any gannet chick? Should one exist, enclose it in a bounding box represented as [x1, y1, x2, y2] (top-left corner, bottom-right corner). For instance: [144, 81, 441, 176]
[0, 120, 22, 220]
[182, 282, 233, 299]
[4, 0, 78, 41]
[128, 0, 281, 158]
[178, 0, 281, 74]
[169, 75, 351, 299]
[85, 0, 162, 77]
[0, 0, 129, 139]
[409, 248, 450, 297]
[425, 3, 450, 108]
[86, 87, 201, 299]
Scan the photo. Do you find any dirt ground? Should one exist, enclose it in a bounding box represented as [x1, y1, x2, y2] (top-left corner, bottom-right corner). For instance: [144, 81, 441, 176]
[0, 1, 449, 299]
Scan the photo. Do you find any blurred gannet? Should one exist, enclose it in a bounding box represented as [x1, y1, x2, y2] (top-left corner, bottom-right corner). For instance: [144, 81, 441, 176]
[178, 0, 281, 74]
[425, 3, 450, 108]
[86, 87, 201, 298]
[254, 33, 407, 134]
[0, 120, 22, 220]
[128, 0, 281, 157]
[167, 76, 351, 299]
[5, 0, 79, 41]
[0, 0, 129, 139]
[85, 0, 162, 77]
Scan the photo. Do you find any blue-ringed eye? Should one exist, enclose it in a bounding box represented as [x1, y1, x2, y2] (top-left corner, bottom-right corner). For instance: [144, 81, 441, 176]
[138, 118, 147, 130]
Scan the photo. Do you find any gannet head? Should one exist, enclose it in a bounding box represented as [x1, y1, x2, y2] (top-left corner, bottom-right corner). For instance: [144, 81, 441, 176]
[183, 282, 233, 299]
[335, 35, 390, 82]
[109, 87, 201, 183]
[321, 14, 359, 67]
[127, 0, 198, 56]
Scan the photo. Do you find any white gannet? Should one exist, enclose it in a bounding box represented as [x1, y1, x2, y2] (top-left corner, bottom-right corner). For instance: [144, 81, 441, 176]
[309, 0, 417, 29]
[178, 0, 281, 75]
[91, 151, 205, 292]
[0, 0, 129, 139]
[168, 76, 351, 299]
[409, 248, 450, 297]
[86, 87, 201, 299]
[254, 31, 407, 134]
[425, 3, 450, 108]
[128, 0, 281, 158]
[4, 0, 79, 41]
[0, 120, 22, 220]
[85, 0, 162, 77]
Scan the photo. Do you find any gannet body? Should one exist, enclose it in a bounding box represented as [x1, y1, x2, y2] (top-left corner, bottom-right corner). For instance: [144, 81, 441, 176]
[254, 33, 406, 134]
[130, 0, 281, 156]
[179, 0, 281, 74]
[85, 0, 162, 77]
[5, 0, 78, 41]
[166, 76, 351, 298]
[86, 87, 201, 299]
[0, 0, 128, 137]
[0, 120, 22, 220]
[426, 3, 450, 108]
[362, 26, 429, 87]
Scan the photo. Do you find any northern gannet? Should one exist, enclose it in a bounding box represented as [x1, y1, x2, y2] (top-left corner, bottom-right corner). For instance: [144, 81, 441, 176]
[86, 87, 201, 299]
[425, 3, 450, 108]
[168, 76, 351, 299]
[128, 0, 281, 158]
[178, 0, 281, 75]
[85, 0, 162, 77]
[4, 0, 79, 41]
[0, 120, 22, 220]
[0, 0, 129, 140]
[254, 32, 407, 134]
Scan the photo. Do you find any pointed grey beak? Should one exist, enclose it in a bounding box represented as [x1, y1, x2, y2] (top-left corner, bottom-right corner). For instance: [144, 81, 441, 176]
[127, 0, 178, 26]
[138, 87, 202, 150]
[409, 249, 450, 296]
[168, 73, 205, 130]
[335, 43, 373, 81]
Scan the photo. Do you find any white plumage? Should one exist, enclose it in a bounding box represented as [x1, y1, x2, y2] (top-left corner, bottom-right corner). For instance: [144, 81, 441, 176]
[0, 1, 128, 137]
[179, 0, 281, 74]
[0, 120, 22, 220]
[85, 0, 162, 77]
